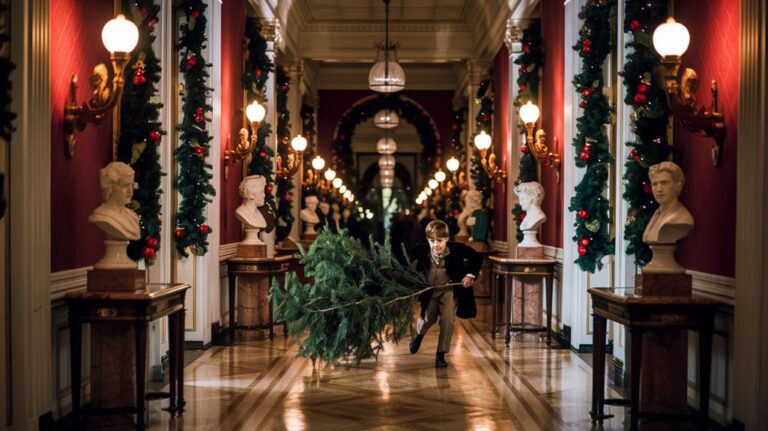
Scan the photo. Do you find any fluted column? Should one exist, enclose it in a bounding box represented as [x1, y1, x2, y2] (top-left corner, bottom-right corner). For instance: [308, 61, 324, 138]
[260, 19, 280, 256]
[287, 60, 304, 242]
[9, 0, 53, 428]
[505, 19, 523, 250]
[733, 0, 768, 428]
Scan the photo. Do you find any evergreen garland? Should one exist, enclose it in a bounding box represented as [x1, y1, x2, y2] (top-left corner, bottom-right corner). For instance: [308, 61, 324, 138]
[470, 79, 494, 205]
[243, 20, 275, 207]
[173, 0, 215, 257]
[301, 104, 317, 176]
[512, 20, 544, 242]
[567, 0, 615, 272]
[274, 66, 294, 242]
[0, 3, 15, 220]
[117, 0, 164, 264]
[272, 229, 427, 364]
[621, 0, 670, 266]
[445, 108, 465, 237]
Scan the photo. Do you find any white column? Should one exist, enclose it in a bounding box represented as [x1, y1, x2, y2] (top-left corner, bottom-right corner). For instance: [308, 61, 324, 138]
[287, 60, 304, 243]
[733, 0, 768, 428]
[260, 19, 280, 257]
[465, 60, 488, 190]
[505, 20, 522, 251]
[9, 0, 53, 428]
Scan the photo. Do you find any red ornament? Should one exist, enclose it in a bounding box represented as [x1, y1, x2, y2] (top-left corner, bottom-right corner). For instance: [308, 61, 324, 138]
[579, 101, 586, 108]
[521, 144, 529, 153]
[582, 88, 593, 98]
[519, 65, 526, 73]
[194, 146, 205, 156]
[578, 209, 588, 219]
[198, 223, 209, 234]
[283, 193, 292, 202]
[194, 115, 204, 124]
[629, 20, 642, 32]
[633, 93, 648, 105]
[147, 236, 159, 247]
[132, 75, 147, 86]
[148, 19, 158, 29]
[265, 184, 273, 193]
[281, 85, 288, 91]
[452, 209, 459, 217]
[522, 44, 531, 53]
[579, 238, 590, 247]
[175, 228, 186, 239]
[643, 182, 653, 194]
[583, 39, 593, 47]
[582, 45, 591, 54]
[636, 83, 651, 93]
[139, 6, 149, 16]
[629, 149, 639, 160]
[195, 107, 203, 115]
[191, 10, 200, 18]
[143, 247, 156, 260]
[149, 131, 162, 142]
[255, 69, 262, 76]
[580, 151, 590, 161]
[519, 84, 527, 91]
[578, 246, 587, 256]
[259, 151, 267, 158]
[135, 68, 145, 76]
[519, 213, 526, 221]
[185, 55, 197, 70]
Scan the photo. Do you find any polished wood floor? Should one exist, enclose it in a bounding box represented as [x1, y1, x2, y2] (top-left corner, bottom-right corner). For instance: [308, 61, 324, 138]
[138, 299, 627, 430]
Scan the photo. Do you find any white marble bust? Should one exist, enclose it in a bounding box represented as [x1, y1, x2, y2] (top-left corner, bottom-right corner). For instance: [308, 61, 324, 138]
[300, 195, 320, 235]
[514, 181, 547, 247]
[88, 162, 140, 269]
[642, 161, 694, 273]
[331, 202, 342, 231]
[457, 189, 482, 238]
[235, 175, 267, 245]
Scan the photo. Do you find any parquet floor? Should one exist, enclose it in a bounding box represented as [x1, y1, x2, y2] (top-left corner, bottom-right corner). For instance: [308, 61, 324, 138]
[141, 299, 627, 430]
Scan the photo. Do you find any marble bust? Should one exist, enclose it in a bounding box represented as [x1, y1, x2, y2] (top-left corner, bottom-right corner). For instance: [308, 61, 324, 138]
[300, 195, 320, 236]
[235, 175, 267, 246]
[457, 189, 482, 238]
[88, 162, 140, 269]
[514, 181, 547, 247]
[642, 161, 694, 273]
[331, 202, 342, 232]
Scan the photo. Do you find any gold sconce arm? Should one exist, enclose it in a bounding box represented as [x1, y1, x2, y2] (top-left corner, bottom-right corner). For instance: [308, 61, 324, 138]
[64, 52, 131, 158]
[276, 150, 304, 181]
[224, 121, 261, 181]
[524, 122, 561, 183]
[659, 58, 726, 166]
[478, 149, 507, 183]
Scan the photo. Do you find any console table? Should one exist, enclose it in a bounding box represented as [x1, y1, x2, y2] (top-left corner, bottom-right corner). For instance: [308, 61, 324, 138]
[66, 283, 190, 430]
[227, 254, 293, 343]
[489, 256, 556, 346]
[588, 287, 721, 430]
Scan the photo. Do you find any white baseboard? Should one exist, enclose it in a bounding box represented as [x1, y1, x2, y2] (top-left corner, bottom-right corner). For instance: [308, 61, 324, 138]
[50, 267, 90, 300]
[687, 270, 735, 306]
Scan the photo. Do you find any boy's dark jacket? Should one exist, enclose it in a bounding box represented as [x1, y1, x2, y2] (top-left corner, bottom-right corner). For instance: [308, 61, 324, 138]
[410, 241, 483, 319]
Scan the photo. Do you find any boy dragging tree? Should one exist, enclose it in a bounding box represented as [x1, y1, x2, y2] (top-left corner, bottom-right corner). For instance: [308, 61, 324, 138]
[409, 220, 483, 367]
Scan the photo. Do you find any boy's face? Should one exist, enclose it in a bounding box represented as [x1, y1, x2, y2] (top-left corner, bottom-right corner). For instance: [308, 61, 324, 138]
[428, 236, 448, 255]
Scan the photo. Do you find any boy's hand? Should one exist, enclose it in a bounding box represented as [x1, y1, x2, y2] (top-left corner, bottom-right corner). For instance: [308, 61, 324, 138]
[461, 276, 474, 288]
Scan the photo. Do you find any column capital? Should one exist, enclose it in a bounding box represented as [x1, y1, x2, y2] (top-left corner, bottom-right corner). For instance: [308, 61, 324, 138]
[466, 60, 491, 88]
[260, 19, 283, 45]
[505, 18, 523, 54]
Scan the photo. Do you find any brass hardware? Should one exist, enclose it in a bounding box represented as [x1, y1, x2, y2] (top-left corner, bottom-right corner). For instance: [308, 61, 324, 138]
[97, 308, 118, 317]
[524, 124, 561, 183]
[224, 120, 261, 180]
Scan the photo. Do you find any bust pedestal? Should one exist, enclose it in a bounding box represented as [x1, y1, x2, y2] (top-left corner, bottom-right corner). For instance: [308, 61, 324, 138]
[237, 227, 267, 258]
[513, 245, 544, 327]
[643, 244, 685, 274]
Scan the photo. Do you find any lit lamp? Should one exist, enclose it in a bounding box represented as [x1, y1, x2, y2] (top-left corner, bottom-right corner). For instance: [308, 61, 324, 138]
[445, 156, 468, 189]
[434, 170, 446, 183]
[428, 179, 439, 190]
[224, 100, 266, 180]
[473, 131, 506, 183]
[276, 134, 308, 180]
[376, 137, 397, 155]
[519, 101, 561, 182]
[332, 178, 343, 189]
[64, 14, 139, 158]
[653, 17, 726, 166]
[302, 155, 326, 187]
[368, 0, 406, 93]
[374, 109, 399, 129]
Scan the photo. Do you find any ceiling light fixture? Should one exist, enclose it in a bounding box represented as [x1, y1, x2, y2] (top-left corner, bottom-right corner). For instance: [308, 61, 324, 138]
[368, 0, 405, 93]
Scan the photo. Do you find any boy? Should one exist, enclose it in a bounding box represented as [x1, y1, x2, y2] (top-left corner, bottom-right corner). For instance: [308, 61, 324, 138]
[409, 220, 483, 367]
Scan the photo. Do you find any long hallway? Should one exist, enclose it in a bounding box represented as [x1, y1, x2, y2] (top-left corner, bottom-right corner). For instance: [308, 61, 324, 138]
[144, 301, 625, 430]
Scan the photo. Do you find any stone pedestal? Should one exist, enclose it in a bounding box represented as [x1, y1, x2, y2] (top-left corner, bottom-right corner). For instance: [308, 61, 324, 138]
[513, 246, 544, 326]
[87, 269, 145, 292]
[237, 274, 272, 327]
[91, 323, 135, 410]
[237, 243, 267, 258]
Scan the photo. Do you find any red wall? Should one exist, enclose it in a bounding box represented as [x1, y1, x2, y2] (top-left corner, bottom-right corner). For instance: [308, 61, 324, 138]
[219, 0, 246, 245]
[673, 0, 739, 277]
[492, 45, 509, 241]
[316, 90, 455, 175]
[540, 0, 565, 248]
[51, 1, 115, 272]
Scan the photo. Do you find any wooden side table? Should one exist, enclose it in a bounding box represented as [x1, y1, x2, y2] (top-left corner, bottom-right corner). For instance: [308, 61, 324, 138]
[66, 283, 190, 430]
[489, 257, 556, 346]
[588, 287, 721, 431]
[227, 254, 292, 343]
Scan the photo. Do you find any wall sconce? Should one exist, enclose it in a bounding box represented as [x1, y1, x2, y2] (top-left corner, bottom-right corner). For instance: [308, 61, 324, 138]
[653, 17, 726, 167]
[63, 15, 139, 158]
[445, 156, 468, 189]
[473, 131, 507, 183]
[302, 155, 325, 187]
[276, 134, 307, 180]
[519, 101, 561, 183]
[224, 100, 266, 180]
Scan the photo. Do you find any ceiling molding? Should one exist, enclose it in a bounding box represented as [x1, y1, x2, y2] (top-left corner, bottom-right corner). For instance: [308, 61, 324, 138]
[315, 63, 458, 90]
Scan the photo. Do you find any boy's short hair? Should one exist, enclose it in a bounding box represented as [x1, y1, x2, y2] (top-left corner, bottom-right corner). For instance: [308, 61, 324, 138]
[425, 220, 450, 239]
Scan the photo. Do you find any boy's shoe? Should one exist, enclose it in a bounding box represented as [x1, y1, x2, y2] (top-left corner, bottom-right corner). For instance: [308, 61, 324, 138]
[435, 352, 448, 368]
[409, 334, 424, 354]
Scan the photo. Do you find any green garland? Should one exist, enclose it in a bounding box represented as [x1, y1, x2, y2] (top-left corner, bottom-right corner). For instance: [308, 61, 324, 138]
[173, 0, 215, 257]
[444, 108, 465, 237]
[622, 0, 670, 266]
[0, 2, 15, 220]
[272, 229, 426, 364]
[117, 0, 164, 264]
[567, 0, 615, 272]
[244, 20, 275, 206]
[512, 20, 544, 242]
[331, 95, 439, 187]
[300, 104, 318, 196]
[275, 66, 294, 242]
[470, 79, 493, 206]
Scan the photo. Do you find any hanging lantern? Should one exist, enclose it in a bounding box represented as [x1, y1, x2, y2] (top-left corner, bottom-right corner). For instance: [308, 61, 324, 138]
[373, 109, 400, 129]
[378, 154, 396, 170]
[368, 0, 406, 93]
[376, 137, 397, 154]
